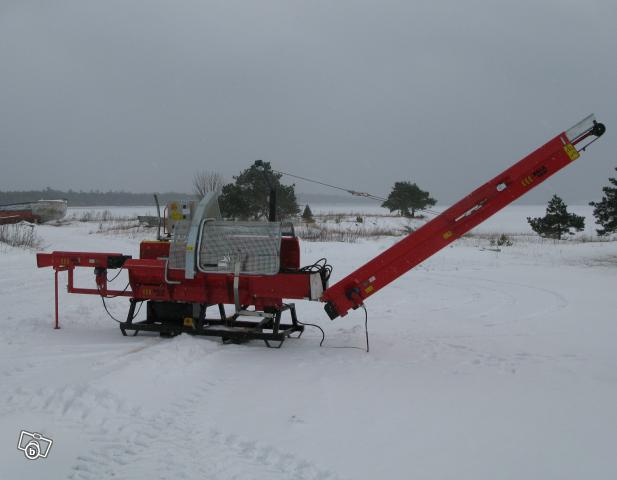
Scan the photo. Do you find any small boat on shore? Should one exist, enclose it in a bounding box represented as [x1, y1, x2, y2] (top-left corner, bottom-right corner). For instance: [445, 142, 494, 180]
[0, 200, 68, 225]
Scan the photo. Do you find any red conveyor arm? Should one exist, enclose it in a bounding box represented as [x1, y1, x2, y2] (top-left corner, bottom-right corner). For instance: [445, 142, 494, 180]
[321, 115, 606, 319]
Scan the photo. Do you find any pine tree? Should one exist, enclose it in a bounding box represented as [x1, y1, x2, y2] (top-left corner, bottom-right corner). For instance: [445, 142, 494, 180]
[381, 181, 436, 217]
[219, 161, 300, 220]
[302, 204, 314, 223]
[589, 167, 617, 236]
[527, 194, 585, 240]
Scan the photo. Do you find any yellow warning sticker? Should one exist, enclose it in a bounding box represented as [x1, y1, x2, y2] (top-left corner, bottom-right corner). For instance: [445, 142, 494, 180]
[521, 175, 534, 187]
[443, 231, 453, 240]
[183, 317, 193, 327]
[365, 285, 374, 294]
[564, 143, 580, 161]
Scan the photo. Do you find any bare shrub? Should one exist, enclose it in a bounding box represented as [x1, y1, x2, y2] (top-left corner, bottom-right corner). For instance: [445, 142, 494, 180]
[314, 211, 401, 220]
[462, 231, 614, 246]
[78, 211, 92, 222]
[0, 223, 42, 249]
[570, 234, 615, 243]
[297, 225, 360, 243]
[193, 170, 224, 198]
[100, 209, 112, 222]
[70, 210, 135, 223]
[296, 224, 402, 243]
[96, 219, 149, 236]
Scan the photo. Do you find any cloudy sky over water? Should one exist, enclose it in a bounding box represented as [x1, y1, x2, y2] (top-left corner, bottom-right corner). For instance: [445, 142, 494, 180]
[1, 0, 615, 203]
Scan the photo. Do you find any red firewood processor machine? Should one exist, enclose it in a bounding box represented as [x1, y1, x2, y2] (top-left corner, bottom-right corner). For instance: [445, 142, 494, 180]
[37, 115, 605, 347]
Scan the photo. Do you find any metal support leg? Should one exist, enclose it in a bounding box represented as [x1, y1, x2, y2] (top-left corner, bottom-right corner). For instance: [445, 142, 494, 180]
[54, 269, 60, 330]
[193, 303, 205, 332]
[218, 304, 227, 322]
[120, 299, 138, 336]
[272, 310, 282, 335]
[288, 303, 303, 338]
[264, 309, 284, 347]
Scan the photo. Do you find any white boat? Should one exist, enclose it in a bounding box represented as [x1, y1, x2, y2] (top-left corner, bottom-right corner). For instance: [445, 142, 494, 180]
[0, 199, 68, 224]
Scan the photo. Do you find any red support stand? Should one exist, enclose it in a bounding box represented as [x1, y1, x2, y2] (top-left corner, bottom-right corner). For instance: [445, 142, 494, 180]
[54, 269, 61, 329]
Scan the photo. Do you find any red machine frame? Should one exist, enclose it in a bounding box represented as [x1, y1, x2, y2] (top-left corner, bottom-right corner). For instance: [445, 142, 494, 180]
[36, 115, 605, 346]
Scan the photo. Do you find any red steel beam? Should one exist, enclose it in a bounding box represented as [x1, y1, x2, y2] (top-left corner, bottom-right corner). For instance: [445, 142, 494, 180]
[321, 117, 606, 319]
[38, 255, 316, 308]
[36, 251, 130, 269]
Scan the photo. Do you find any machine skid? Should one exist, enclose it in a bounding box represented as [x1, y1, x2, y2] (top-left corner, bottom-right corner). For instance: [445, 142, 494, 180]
[119, 301, 303, 348]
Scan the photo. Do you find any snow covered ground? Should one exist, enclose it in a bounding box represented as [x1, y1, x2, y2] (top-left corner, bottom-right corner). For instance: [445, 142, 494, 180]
[1, 206, 616, 479]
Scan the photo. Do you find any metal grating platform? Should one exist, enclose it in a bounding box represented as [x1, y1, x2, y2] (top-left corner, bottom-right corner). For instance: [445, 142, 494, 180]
[198, 221, 281, 275]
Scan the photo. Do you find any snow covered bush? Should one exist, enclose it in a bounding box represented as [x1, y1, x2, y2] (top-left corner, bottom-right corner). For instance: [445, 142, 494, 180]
[490, 234, 513, 247]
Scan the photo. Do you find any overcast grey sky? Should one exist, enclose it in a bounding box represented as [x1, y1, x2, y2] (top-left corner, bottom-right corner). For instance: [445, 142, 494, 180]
[1, 0, 615, 203]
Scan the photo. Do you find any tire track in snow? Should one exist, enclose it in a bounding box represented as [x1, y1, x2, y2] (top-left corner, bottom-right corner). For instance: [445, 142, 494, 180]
[69, 369, 341, 480]
[0, 338, 164, 388]
[390, 272, 571, 372]
[422, 272, 568, 322]
[424, 277, 518, 320]
[0, 359, 343, 479]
